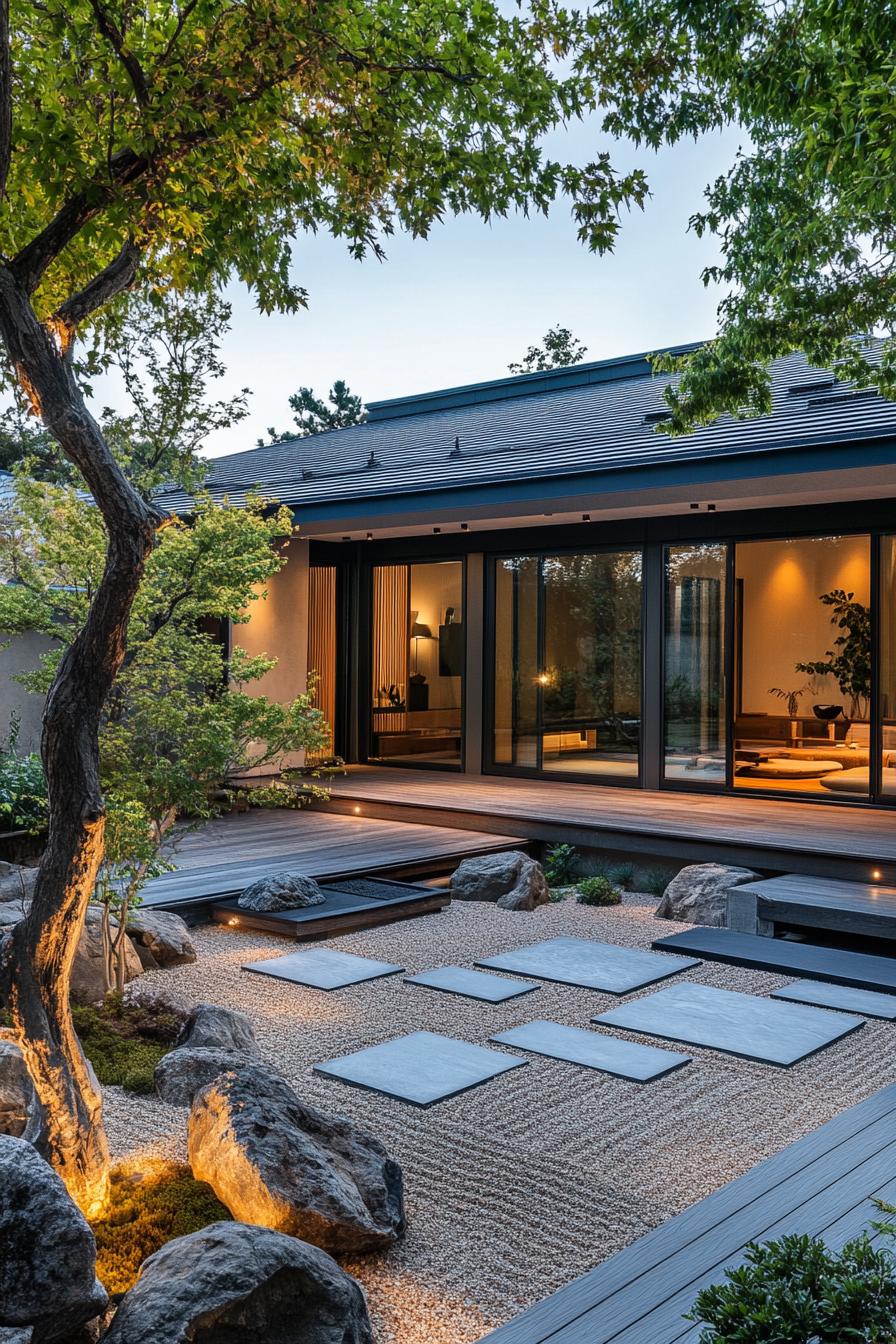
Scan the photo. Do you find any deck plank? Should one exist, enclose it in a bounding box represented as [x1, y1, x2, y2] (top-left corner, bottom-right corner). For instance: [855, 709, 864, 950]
[652, 927, 896, 993]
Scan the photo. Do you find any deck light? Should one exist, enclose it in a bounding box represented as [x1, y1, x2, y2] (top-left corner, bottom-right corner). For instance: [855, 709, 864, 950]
[228, 917, 239, 927]
[872, 869, 882, 881]
[354, 806, 361, 815]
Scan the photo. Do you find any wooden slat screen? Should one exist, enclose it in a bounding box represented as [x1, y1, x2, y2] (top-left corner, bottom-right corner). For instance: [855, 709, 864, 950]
[372, 565, 409, 720]
[308, 565, 337, 760]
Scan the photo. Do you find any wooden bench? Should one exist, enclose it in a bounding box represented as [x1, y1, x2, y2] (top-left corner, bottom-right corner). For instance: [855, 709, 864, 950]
[478, 1083, 896, 1343]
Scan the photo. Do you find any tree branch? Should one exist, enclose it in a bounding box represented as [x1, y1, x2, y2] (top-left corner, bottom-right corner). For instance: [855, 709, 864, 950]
[88, 0, 150, 106]
[0, 0, 10, 204]
[53, 239, 141, 336]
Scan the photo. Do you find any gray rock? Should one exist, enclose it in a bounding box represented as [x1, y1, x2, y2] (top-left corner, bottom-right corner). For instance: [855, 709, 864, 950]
[126, 909, 196, 969]
[450, 851, 549, 911]
[154, 1046, 254, 1107]
[654, 863, 760, 927]
[99, 1221, 372, 1344]
[238, 871, 326, 912]
[121, 982, 191, 1035]
[0, 899, 28, 927]
[70, 908, 143, 1004]
[0, 863, 38, 904]
[189, 1065, 405, 1253]
[0, 1040, 45, 1151]
[0, 1135, 107, 1342]
[176, 1002, 260, 1056]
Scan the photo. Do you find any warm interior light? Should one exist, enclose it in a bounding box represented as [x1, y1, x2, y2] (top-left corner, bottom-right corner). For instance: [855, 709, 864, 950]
[536, 672, 552, 686]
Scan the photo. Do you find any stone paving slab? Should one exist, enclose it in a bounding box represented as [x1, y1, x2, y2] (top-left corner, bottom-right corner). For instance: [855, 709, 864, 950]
[771, 980, 896, 1021]
[314, 1030, 527, 1106]
[242, 947, 404, 990]
[476, 937, 699, 994]
[594, 982, 864, 1066]
[491, 1019, 691, 1082]
[405, 965, 540, 1002]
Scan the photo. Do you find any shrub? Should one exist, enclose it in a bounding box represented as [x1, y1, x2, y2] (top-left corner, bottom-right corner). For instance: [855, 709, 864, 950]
[602, 861, 635, 890]
[92, 1162, 231, 1294]
[72, 995, 179, 1093]
[642, 867, 677, 898]
[0, 748, 48, 835]
[544, 842, 577, 886]
[576, 875, 623, 907]
[689, 1233, 896, 1342]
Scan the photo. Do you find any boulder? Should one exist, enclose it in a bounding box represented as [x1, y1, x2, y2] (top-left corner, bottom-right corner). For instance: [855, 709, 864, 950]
[70, 908, 143, 1004]
[189, 1065, 405, 1253]
[154, 1046, 256, 1107]
[0, 1040, 46, 1151]
[0, 1135, 107, 1342]
[450, 850, 549, 911]
[654, 863, 760, 927]
[99, 1221, 372, 1344]
[176, 1002, 260, 1056]
[0, 900, 28, 927]
[126, 909, 196, 969]
[0, 863, 38, 904]
[156, 1003, 262, 1105]
[238, 871, 326, 913]
[121, 982, 192, 1037]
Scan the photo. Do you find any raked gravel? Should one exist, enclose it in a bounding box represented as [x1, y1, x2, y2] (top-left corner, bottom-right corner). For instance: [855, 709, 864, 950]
[104, 893, 896, 1343]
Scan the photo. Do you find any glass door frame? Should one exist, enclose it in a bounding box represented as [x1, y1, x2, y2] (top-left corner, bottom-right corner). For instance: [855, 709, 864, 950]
[361, 554, 468, 773]
[483, 543, 645, 787]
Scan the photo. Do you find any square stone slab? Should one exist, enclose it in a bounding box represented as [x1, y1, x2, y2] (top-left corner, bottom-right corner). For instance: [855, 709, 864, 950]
[314, 1030, 527, 1106]
[594, 982, 864, 1066]
[491, 1020, 691, 1082]
[476, 937, 700, 994]
[771, 980, 896, 1021]
[242, 947, 403, 990]
[404, 966, 540, 1003]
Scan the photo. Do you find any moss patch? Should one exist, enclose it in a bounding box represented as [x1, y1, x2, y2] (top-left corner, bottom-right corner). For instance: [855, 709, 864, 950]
[92, 1162, 231, 1295]
[73, 994, 180, 1094]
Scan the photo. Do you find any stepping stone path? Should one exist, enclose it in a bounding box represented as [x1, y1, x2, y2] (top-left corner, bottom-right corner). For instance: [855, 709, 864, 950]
[594, 982, 864, 1066]
[404, 966, 539, 1002]
[771, 980, 896, 1021]
[243, 947, 403, 990]
[314, 1030, 526, 1106]
[476, 936, 699, 994]
[491, 1020, 691, 1082]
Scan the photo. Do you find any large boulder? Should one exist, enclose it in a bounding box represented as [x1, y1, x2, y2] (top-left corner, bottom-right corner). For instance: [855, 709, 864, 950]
[0, 863, 38, 904]
[238, 871, 326, 913]
[450, 850, 549, 911]
[71, 908, 143, 1004]
[155, 1003, 262, 1106]
[0, 1135, 107, 1342]
[126, 909, 196, 969]
[189, 1065, 405, 1254]
[654, 863, 760, 927]
[99, 1222, 372, 1344]
[0, 1040, 45, 1151]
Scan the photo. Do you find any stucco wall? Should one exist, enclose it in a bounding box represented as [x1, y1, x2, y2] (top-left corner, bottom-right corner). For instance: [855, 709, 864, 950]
[0, 632, 55, 752]
[234, 537, 311, 774]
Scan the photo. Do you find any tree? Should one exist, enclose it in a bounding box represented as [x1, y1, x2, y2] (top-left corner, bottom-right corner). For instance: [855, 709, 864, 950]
[263, 379, 366, 443]
[508, 325, 588, 374]
[0, 0, 648, 1209]
[594, 0, 896, 430]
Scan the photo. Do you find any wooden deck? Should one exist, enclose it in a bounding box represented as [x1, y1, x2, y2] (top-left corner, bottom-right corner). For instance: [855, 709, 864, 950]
[142, 808, 521, 910]
[479, 1082, 896, 1344]
[322, 767, 896, 883]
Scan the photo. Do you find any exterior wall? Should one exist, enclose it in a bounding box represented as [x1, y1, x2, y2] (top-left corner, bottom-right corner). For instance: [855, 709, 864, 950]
[236, 537, 311, 774]
[0, 631, 55, 752]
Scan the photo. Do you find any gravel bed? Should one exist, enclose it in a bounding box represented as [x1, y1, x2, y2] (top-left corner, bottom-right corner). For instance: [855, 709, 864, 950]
[104, 893, 896, 1343]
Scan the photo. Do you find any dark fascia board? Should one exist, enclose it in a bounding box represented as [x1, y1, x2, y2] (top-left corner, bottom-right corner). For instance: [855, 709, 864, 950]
[290, 433, 896, 526]
[365, 341, 705, 422]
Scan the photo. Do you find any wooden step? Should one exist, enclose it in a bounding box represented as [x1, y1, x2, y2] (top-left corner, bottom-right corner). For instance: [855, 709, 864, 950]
[739, 873, 896, 941]
[651, 927, 896, 994]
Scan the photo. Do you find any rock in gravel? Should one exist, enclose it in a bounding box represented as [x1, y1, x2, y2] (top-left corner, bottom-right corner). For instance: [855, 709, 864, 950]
[450, 851, 549, 911]
[0, 1040, 46, 1152]
[189, 1065, 406, 1253]
[121, 982, 191, 1035]
[126, 909, 196, 969]
[0, 1135, 107, 1342]
[71, 908, 143, 1004]
[238, 870, 326, 912]
[654, 863, 760, 927]
[155, 1003, 263, 1105]
[100, 1221, 372, 1344]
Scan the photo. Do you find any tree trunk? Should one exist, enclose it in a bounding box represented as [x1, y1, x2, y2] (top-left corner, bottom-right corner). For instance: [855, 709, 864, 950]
[0, 265, 160, 1213]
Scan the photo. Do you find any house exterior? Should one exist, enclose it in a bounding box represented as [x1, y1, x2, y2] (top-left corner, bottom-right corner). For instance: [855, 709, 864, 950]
[157, 343, 896, 808]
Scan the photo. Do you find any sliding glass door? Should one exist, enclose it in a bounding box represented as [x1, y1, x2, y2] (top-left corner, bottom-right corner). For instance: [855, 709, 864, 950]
[881, 537, 896, 799]
[491, 549, 642, 779]
[663, 544, 728, 786]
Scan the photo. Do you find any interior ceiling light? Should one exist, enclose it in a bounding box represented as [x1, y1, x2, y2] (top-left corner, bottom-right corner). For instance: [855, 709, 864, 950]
[366, 531, 373, 541]
[582, 513, 591, 522]
[433, 526, 441, 534]
[461, 523, 469, 531]
[690, 502, 700, 510]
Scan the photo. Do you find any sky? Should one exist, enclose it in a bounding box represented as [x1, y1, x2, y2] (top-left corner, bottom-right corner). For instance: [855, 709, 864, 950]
[97, 121, 745, 459]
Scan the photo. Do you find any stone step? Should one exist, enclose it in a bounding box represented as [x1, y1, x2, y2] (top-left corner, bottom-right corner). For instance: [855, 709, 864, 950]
[652, 927, 896, 995]
[737, 873, 896, 941]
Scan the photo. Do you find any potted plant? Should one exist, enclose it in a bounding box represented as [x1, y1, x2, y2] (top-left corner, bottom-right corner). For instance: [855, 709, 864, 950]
[768, 684, 811, 744]
[796, 589, 872, 721]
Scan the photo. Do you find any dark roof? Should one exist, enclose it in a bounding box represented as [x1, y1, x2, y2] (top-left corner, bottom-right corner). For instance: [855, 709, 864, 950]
[155, 343, 896, 516]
